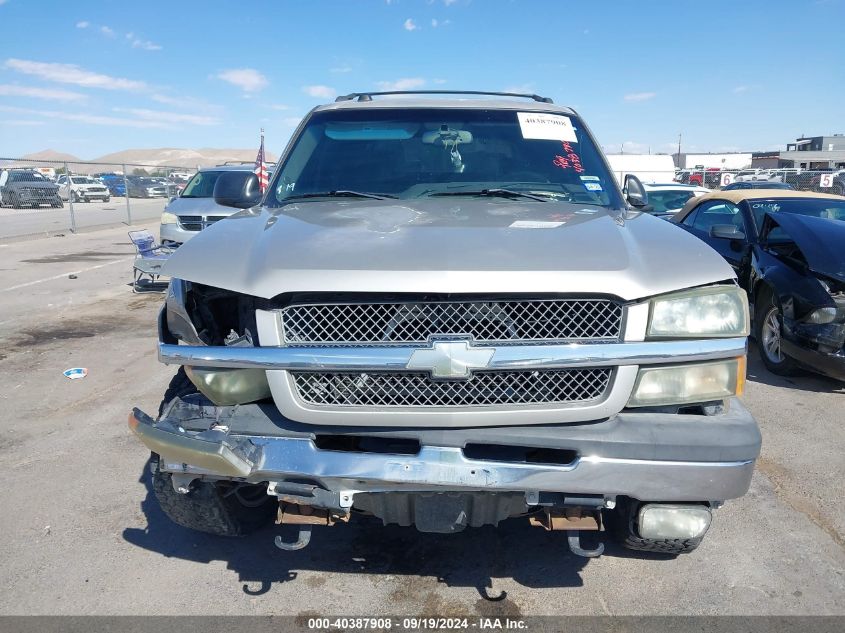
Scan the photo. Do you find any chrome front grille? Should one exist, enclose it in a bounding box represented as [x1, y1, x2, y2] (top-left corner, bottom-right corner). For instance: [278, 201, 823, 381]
[291, 368, 612, 407]
[281, 299, 622, 346]
[178, 215, 227, 232]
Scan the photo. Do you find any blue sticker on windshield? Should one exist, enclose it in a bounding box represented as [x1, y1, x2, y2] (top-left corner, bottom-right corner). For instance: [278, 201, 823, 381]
[583, 182, 603, 192]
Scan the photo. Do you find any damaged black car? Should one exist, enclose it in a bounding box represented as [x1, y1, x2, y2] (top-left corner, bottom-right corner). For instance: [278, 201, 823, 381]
[673, 190, 845, 381]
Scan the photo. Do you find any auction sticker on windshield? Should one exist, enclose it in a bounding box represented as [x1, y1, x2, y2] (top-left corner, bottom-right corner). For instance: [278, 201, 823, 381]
[517, 112, 577, 142]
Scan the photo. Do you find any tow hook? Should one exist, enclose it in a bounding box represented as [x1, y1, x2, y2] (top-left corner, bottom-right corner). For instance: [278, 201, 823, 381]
[273, 502, 348, 552]
[274, 525, 313, 551]
[529, 507, 604, 558]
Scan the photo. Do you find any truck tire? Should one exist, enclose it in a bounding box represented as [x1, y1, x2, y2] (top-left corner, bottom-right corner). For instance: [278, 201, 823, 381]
[609, 498, 703, 555]
[151, 369, 277, 536]
[754, 288, 799, 376]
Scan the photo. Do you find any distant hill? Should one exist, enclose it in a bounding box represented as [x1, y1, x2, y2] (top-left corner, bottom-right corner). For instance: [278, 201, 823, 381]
[6, 148, 277, 172]
[19, 149, 84, 163]
[92, 148, 278, 168]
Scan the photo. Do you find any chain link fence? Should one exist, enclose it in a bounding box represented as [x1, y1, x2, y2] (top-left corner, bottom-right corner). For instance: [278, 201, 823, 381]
[672, 167, 845, 195]
[0, 157, 200, 240]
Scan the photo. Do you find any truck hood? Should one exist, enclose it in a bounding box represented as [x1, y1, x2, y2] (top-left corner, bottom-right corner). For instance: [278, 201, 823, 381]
[162, 198, 734, 302]
[762, 212, 845, 283]
[165, 196, 239, 216]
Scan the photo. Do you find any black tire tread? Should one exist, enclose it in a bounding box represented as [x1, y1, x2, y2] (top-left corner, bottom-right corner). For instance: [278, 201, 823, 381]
[151, 369, 277, 537]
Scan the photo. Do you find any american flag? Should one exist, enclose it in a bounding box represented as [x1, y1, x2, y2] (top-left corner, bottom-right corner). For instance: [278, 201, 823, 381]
[254, 129, 269, 193]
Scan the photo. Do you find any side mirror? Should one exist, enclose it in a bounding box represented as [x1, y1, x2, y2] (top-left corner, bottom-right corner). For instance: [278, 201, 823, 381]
[709, 224, 746, 241]
[623, 174, 649, 208]
[213, 171, 262, 209]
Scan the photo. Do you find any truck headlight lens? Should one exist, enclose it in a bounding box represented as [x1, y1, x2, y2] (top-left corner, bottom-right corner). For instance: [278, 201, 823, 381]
[648, 285, 749, 338]
[627, 358, 744, 407]
[160, 211, 178, 225]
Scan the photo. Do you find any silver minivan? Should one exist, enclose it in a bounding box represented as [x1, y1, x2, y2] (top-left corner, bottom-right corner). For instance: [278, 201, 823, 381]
[160, 165, 269, 246]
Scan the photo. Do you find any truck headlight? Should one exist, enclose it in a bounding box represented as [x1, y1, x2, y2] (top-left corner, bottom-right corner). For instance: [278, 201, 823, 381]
[160, 211, 178, 225]
[628, 358, 745, 407]
[648, 285, 749, 338]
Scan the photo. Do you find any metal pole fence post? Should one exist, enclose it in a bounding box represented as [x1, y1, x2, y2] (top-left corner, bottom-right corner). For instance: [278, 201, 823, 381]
[65, 162, 77, 233]
[122, 164, 132, 225]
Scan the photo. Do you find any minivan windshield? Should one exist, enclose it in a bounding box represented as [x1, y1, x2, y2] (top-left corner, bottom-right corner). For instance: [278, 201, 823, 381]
[268, 108, 623, 208]
[181, 171, 224, 198]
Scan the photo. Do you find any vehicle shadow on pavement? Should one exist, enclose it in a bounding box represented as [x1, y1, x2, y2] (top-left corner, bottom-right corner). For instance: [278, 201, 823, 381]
[120, 458, 671, 598]
[746, 341, 845, 394]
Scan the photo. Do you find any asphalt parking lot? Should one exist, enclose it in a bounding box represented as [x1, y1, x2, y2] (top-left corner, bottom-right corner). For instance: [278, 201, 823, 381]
[0, 197, 166, 241]
[0, 226, 843, 616]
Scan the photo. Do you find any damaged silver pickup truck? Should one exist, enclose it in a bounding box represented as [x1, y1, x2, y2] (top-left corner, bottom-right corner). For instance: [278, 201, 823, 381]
[129, 90, 761, 557]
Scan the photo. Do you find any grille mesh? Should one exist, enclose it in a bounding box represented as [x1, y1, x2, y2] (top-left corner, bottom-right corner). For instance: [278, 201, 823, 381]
[179, 215, 227, 232]
[281, 300, 622, 346]
[291, 368, 612, 407]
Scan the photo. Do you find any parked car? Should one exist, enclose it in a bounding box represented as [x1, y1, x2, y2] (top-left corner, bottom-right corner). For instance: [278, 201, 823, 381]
[56, 175, 110, 202]
[126, 176, 168, 198]
[733, 169, 771, 183]
[642, 183, 710, 218]
[672, 190, 845, 380]
[723, 181, 794, 191]
[98, 174, 127, 197]
[129, 90, 760, 558]
[0, 169, 62, 208]
[808, 169, 845, 196]
[160, 165, 266, 246]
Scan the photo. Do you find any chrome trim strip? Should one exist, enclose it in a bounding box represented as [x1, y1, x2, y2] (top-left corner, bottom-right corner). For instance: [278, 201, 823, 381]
[159, 337, 747, 370]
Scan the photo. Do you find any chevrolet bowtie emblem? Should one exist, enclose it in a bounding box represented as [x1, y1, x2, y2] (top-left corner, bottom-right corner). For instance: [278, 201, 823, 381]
[406, 340, 495, 379]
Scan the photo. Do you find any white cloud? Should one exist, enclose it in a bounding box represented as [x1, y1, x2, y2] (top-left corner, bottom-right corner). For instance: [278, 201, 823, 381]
[0, 84, 86, 101]
[302, 84, 336, 99]
[443, 0, 459, 5]
[377, 77, 425, 91]
[131, 38, 162, 51]
[99, 25, 115, 37]
[330, 64, 353, 73]
[504, 82, 535, 94]
[114, 108, 220, 126]
[433, 78, 448, 85]
[216, 68, 268, 92]
[404, 18, 418, 31]
[269, 103, 291, 110]
[0, 119, 45, 126]
[623, 92, 656, 102]
[733, 85, 749, 93]
[431, 19, 438, 27]
[0, 104, 166, 128]
[3, 58, 147, 91]
[76, 21, 89, 29]
[150, 93, 211, 109]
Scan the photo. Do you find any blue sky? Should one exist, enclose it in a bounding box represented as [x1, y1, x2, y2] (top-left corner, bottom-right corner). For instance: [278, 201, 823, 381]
[0, 0, 843, 159]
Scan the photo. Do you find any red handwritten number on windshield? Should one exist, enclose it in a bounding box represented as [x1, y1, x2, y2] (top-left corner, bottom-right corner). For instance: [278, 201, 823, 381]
[553, 142, 584, 173]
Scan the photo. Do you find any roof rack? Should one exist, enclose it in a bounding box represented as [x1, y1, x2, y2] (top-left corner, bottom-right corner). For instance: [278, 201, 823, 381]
[334, 90, 554, 104]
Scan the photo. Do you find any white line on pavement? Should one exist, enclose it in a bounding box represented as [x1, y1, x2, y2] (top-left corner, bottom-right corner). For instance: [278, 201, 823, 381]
[0, 257, 133, 292]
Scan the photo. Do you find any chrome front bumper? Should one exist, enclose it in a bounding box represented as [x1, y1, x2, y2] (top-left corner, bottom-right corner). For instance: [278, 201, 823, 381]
[129, 400, 759, 504]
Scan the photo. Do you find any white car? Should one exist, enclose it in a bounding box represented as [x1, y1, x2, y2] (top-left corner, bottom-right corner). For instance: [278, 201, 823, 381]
[56, 175, 111, 203]
[642, 183, 710, 218]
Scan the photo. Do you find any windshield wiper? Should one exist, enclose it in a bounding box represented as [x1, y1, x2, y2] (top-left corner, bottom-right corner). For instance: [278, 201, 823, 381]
[427, 188, 548, 202]
[284, 190, 397, 201]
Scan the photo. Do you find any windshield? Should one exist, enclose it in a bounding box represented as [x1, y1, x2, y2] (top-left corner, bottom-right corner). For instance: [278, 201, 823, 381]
[267, 108, 623, 208]
[71, 177, 96, 184]
[9, 171, 47, 182]
[749, 198, 845, 228]
[646, 190, 696, 213]
[181, 171, 224, 198]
